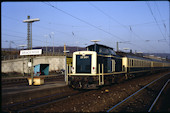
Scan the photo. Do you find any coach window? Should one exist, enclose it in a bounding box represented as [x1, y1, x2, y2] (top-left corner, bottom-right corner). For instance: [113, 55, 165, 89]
[142, 61, 143, 67]
[139, 61, 141, 67]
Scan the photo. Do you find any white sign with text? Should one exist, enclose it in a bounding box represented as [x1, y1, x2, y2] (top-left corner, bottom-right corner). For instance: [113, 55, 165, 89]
[20, 49, 42, 55]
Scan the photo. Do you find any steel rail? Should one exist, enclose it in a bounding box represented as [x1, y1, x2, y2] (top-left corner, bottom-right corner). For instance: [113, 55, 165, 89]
[2, 91, 65, 109]
[106, 73, 170, 112]
[17, 90, 88, 113]
[148, 79, 170, 112]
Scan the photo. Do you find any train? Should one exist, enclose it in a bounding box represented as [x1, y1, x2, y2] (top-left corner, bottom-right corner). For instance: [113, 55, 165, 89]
[66, 43, 170, 89]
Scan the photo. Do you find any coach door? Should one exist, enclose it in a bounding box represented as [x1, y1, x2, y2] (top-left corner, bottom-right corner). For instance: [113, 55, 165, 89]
[112, 60, 115, 72]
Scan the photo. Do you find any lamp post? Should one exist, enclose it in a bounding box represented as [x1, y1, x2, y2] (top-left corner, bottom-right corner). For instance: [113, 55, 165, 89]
[23, 16, 40, 85]
[19, 45, 27, 77]
[123, 48, 130, 53]
[44, 35, 48, 56]
[116, 41, 130, 51]
[23, 16, 40, 50]
[51, 32, 55, 55]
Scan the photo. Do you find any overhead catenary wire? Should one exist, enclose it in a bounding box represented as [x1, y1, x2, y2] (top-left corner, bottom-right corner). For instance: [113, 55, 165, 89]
[2, 34, 56, 48]
[88, 2, 160, 53]
[43, 2, 125, 42]
[146, 1, 168, 45]
[2, 15, 85, 47]
[90, 2, 168, 51]
[43, 2, 155, 53]
[154, 2, 169, 38]
[154, 1, 170, 52]
[2, 3, 169, 53]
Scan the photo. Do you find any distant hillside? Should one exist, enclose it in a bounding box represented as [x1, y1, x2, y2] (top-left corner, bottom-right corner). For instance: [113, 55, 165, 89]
[2, 47, 170, 60]
[33, 46, 86, 53]
[143, 53, 170, 59]
[2, 46, 86, 54]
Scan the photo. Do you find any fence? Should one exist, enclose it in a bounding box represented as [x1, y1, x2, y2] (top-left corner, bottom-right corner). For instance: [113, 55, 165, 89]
[1, 51, 73, 61]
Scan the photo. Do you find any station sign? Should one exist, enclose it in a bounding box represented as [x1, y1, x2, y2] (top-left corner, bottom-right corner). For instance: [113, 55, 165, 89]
[20, 49, 42, 56]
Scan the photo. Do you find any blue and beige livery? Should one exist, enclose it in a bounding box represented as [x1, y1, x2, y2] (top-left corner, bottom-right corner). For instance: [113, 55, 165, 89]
[66, 44, 170, 89]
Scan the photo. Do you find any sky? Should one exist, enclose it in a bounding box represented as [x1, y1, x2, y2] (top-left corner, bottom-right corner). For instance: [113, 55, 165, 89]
[1, 1, 170, 53]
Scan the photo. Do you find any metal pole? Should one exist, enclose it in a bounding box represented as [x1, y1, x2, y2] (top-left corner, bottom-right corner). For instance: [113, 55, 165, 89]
[30, 23, 33, 84]
[23, 15, 40, 83]
[22, 48, 24, 77]
[46, 37, 47, 56]
[98, 64, 101, 85]
[66, 63, 68, 85]
[27, 16, 31, 77]
[31, 56, 34, 85]
[102, 64, 104, 85]
[30, 23, 32, 49]
[117, 42, 119, 51]
[53, 36, 54, 56]
[64, 44, 66, 56]
[23, 58, 25, 76]
[31, 22, 33, 84]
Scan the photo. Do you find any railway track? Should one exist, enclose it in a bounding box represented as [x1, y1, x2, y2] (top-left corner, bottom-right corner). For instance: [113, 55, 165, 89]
[2, 87, 87, 113]
[2, 71, 170, 112]
[23, 71, 169, 112]
[106, 73, 170, 112]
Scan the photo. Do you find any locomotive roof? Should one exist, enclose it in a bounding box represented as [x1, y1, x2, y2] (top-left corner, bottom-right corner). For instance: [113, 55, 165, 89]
[86, 44, 169, 63]
[86, 43, 117, 55]
[86, 43, 114, 50]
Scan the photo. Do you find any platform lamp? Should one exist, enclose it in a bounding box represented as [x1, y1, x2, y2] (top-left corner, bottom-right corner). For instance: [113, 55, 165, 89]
[123, 48, 130, 53]
[117, 41, 130, 52]
[19, 45, 27, 77]
[91, 40, 100, 51]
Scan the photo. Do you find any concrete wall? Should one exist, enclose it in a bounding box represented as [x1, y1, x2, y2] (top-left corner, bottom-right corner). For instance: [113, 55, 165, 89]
[1, 56, 66, 73]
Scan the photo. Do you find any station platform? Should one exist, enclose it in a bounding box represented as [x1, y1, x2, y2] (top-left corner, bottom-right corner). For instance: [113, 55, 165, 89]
[2, 81, 66, 96]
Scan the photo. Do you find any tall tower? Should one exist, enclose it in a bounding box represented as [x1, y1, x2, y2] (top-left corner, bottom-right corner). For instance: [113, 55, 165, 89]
[27, 15, 31, 50]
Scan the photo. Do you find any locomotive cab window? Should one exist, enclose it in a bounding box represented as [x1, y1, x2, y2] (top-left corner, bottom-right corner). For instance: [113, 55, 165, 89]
[76, 55, 91, 73]
[87, 44, 116, 55]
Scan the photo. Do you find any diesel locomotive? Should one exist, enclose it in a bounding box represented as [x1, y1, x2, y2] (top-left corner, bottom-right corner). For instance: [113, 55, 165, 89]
[66, 44, 170, 89]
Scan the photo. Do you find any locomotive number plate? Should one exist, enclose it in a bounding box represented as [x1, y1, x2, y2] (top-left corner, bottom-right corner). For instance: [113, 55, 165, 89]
[80, 56, 89, 59]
